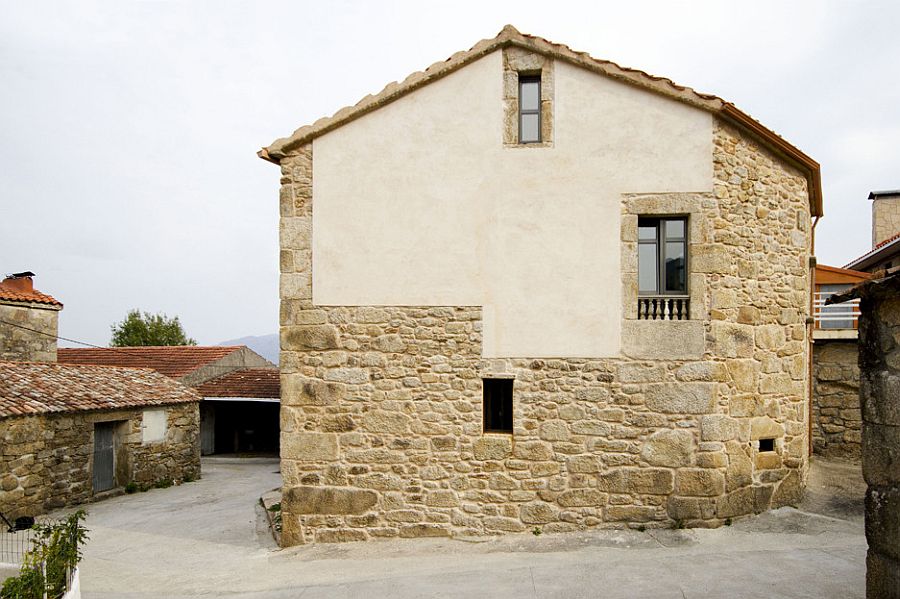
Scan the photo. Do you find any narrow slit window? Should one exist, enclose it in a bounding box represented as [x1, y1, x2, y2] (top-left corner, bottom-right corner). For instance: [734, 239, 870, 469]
[759, 438, 775, 452]
[518, 75, 541, 143]
[483, 378, 513, 433]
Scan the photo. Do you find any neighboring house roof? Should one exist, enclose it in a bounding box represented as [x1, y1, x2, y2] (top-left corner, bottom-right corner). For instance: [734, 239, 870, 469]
[259, 24, 822, 217]
[815, 264, 872, 285]
[829, 266, 900, 305]
[844, 232, 900, 271]
[57, 346, 243, 379]
[0, 361, 200, 419]
[0, 280, 62, 308]
[195, 368, 280, 399]
[868, 190, 900, 200]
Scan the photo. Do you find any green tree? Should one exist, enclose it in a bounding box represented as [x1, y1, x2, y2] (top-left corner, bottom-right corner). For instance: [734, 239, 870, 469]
[110, 309, 197, 347]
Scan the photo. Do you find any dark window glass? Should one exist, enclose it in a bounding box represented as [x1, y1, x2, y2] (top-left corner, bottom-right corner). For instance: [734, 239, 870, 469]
[637, 217, 688, 295]
[483, 378, 513, 433]
[519, 75, 541, 143]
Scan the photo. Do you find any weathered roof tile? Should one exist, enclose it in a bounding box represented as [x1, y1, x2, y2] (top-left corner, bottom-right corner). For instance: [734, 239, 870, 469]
[0, 361, 200, 419]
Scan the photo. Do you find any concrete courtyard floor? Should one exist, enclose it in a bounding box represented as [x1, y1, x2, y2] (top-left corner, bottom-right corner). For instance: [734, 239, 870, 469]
[74, 456, 867, 599]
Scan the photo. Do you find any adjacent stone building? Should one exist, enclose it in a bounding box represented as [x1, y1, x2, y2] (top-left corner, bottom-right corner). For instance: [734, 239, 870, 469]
[260, 26, 822, 545]
[0, 361, 200, 519]
[58, 345, 279, 455]
[0, 272, 62, 363]
[811, 264, 870, 459]
[829, 269, 900, 598]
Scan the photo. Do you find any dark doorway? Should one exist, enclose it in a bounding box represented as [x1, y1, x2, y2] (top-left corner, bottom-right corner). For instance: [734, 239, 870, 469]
[92, 422, 116, 492]
[207, 401, 279, 455]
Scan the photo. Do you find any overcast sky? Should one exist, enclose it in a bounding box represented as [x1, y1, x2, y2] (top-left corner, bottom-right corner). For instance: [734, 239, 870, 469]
[2, 1, 898, 347]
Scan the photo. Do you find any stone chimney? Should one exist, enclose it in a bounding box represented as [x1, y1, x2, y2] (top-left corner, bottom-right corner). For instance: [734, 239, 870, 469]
[0, 272, 62, 362]
[869, 190, 900, 248]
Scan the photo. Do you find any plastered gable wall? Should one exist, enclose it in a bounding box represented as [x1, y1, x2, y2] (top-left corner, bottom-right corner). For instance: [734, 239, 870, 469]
[312, 51, 713, 358]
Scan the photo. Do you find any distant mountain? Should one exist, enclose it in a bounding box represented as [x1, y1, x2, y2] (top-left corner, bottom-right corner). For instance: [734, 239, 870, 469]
[217, 333, 278, 365]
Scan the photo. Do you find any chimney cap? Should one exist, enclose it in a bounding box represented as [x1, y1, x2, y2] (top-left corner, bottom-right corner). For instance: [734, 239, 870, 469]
[868, 190, 900, 200]
[7, 271, 36, 279]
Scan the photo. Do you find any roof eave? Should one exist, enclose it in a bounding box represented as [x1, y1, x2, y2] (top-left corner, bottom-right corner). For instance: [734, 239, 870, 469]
[259, 26, 823, 218]
[718, 104, 823, 217]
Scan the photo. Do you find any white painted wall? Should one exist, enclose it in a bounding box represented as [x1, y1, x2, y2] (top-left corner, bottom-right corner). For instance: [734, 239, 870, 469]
[312, 51, 712, 357]
[142, 409, 167, 444]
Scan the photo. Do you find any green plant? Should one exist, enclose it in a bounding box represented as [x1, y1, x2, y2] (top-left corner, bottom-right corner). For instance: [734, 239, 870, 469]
[124, 482, 138, 494]
[268, 502, 282, 533]
[153, 478, 173, 489]
[673, 519, 685, 530]
[182, 473, 196, 483]
[724, 518, 732, 527]
[532, 527, 542, 536]
[636, 525, 646, 532]
[1, 510, 89, 599]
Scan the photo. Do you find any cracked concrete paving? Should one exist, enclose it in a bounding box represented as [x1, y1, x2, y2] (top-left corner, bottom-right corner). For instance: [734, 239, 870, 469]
[74, 457, 866, 598]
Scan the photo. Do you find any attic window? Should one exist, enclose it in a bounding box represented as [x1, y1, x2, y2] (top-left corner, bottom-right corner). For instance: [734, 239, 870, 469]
[518, 75, 541, 143]
[483, 378, 513, 433]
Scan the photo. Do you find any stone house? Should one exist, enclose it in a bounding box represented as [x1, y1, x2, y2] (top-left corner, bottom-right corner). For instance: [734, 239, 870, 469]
[810, 188, 900, 460]
[828, 268, 900, 597]
[260, 26, 821, 545]
[0, 360, 200, 520]
[58, 345, 279, 455]
[810, 264, 870, 459]
[845, 190, 900, 274]
[0, 272, 62, 363]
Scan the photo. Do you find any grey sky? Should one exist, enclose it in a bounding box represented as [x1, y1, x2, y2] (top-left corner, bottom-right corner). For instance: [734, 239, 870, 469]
[2, 1, 898, 347]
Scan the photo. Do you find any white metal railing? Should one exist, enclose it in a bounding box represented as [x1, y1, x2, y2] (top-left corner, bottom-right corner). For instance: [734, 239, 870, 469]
[814, 292, 861, 329]
[638, 296, 690, 320]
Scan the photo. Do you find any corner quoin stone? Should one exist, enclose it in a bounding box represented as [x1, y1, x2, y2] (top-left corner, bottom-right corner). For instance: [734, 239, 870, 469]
[284, 485, 378, 515]
[281, 432, 339, 461]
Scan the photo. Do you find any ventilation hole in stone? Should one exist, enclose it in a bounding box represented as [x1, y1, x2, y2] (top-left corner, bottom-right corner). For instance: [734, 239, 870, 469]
[759, 438, 775, 452]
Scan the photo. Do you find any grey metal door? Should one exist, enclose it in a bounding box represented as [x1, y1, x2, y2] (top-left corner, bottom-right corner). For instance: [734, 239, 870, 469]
[92, 423, 115, 492]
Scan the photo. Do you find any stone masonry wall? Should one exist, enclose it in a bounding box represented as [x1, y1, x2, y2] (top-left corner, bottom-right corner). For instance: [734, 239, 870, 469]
[0, 403, 200, 519]
[872, 195, 900, 248]
[0, 302, 59, 363]
[812, 340, 861, 459]
[277, 118, 812, 545]
[854, 275, 900, 598]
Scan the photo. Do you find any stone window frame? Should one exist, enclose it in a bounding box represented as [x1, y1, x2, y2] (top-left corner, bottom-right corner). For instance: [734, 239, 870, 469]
[503, 47, 554, 148]
[621, 193, 709, 320]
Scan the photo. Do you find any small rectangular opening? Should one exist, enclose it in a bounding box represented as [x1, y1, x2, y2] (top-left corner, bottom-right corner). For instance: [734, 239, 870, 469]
[483, 378, 513, 433]
[759, 438, 775, 452]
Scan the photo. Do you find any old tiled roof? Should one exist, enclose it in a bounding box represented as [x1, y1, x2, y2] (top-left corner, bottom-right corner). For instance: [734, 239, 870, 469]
[845, 232, 900, 271]
[0, 361, 200, 419]
[0, 282, 62, 308]
[195, 368, 280, 399]
[57, 346, 242, 379]
[259, 24, 822, 216]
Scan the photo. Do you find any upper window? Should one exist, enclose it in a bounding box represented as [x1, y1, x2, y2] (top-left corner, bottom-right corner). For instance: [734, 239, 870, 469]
[518, 75, 541, 144]
[638, 217, 687, 295]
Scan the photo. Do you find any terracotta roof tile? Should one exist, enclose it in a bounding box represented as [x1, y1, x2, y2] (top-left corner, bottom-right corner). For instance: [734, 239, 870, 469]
[0, 361, 200, 418]
[844, 232, 900, 270]
[57, 346, 242, 379]
[0, 281, 62, 308]
[195, 368, 280, 399]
